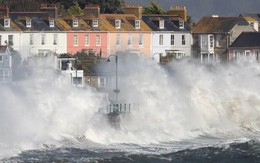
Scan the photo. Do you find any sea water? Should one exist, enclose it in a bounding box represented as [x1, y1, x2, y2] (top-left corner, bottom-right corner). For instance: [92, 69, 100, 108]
[1, 57, 260, 162]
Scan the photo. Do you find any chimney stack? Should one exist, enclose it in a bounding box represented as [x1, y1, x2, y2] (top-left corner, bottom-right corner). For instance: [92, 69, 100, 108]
[168, 6, 187, 21]
[0, 4, 9, 17]
[40, 3, 58, 18]
[123, 5, 142, 19]
[84, 5, 100, 18]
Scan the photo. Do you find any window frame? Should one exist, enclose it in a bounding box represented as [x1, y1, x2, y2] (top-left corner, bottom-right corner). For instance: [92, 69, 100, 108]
[96, 34, 101, 46]
[115, 19, 121, 29]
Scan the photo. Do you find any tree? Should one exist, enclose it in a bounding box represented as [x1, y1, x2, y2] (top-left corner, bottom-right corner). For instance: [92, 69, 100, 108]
[187, 15, 195, 29]
[143, 1, 166, 15]
[67, 1, 83, 16]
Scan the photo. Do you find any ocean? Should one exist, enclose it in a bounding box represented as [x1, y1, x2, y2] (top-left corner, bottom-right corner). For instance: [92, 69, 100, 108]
[1, 57, 260, 162]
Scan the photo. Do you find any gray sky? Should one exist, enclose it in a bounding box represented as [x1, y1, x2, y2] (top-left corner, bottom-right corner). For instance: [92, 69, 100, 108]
[126, 0, 260, 22]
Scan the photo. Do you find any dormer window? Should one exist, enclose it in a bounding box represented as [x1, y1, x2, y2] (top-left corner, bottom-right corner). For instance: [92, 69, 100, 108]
[49, 19, 55, 27]
[93, 20, 99, 28]
[26, 19, 31, 28]
[159, 19, 164, 29]
[73, 19, 78, 27]
[4, 19, 10, 28]
[179, 20, 184, 29]
[135, 20, 140, 29]
[115, 19, 121, 29]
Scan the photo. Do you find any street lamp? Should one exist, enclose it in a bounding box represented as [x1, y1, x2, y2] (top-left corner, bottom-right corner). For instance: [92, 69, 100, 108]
[107, 54, 120, 104]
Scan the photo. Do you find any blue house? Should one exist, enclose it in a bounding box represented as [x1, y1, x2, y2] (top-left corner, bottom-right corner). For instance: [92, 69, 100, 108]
[0, 46, 12, 82]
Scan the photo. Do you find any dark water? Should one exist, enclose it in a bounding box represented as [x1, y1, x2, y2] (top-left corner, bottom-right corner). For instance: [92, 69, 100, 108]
[3, 140, 260, 163]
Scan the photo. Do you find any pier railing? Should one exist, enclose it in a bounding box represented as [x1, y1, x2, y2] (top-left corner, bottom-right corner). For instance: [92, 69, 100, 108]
[106, 103, 137, 114]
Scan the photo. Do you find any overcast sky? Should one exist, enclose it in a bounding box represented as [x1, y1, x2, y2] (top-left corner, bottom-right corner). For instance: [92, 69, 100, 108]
[126, 0, 260, 22]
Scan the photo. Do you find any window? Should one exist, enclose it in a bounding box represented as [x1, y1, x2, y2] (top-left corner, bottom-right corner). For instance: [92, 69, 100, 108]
[179, 21, 184, 29]
[116, 34, 121, 46]
[139, 34, 143, 46]
[159, 35, 163, 45]
[53, 34, 58, 45]
[115, 20, 121, 29]
[85, 35, 89, 46]
[171, 35, 174, 45]
[73, 35, 78, 46]
[245, 50, 250, 57]
[135, 20, 140, 29]
[216, 35, 221, 47]
[255, 50, 259, 61]
[96, 35, 101, 46]
[49, 19, 55, 27]
[159, 20, 164, 29]
[128, 35, 132, 46]
[98, 77, 106, 88]
[93, 20, 99, 27]
[182, 35, 186, 45]
[29, 34, 33, 45]
[209, 35, 214, 48]
[0, 35, 2, 45]
[4, 19, 10, 27]
[73, 20, 78, 27]
[0, 55, 2, 62]
[8, 35, 13, 46]
[41, 34, 45, 45]
[26, 19, 31, 27]
[234, 51, 239, 60]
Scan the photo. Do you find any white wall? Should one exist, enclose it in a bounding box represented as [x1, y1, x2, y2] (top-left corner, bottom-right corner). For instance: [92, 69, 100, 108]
[0, 32, 22, 52]
[152, 31, 192, 61]
[20, 32, 67, 59]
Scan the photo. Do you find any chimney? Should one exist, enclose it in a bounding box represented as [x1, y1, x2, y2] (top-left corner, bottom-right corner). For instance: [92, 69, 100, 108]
[0, 4, 9, 17]
[40, 3, 58, 18]
[84, 5, 100, 18]
[123, 5, 142, 19]
[168, 6, 187, 21]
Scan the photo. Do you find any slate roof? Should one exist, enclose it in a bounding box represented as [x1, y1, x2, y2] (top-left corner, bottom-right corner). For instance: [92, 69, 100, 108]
[142, 15, 190, 31]
[0, 15, 21, 31]
[192, 16, 249, 33]
[230, 32, 260, 48]
[10, 12, 61, 31]
[99, 14, 151, 31]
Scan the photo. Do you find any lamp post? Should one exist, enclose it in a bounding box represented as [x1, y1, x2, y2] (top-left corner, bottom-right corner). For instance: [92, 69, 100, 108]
[107, 54, 120, 104]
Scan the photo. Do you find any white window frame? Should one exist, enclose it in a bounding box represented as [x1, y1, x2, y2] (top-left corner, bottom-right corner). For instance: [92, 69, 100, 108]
[159, 20, 164, 29]
[96, 34, 101, 46]
[8, 35, 13, 45]
[29, 34, 33, 45]
[179, 21, 184, 29]
[98, 77, 106, 88]
[4, 19, 10, 28]
[73, 34, 78, 46]
[53, 34, 58, 45]
[73, 19, 79, 27]
[182, 35, 186, 45]
[159, 34, 163, 45]
[115, 19, 121, 29]
[245, 50, 251, 58]
[85, 35, 89, 46]
[41, 34, 45, 45]
[209, 34, 214, 48]
[171, 34, 174, 45]
[139, 34, 143, 46]
[49, 19, 55, 27]
[135, 20, 140, 29]
[128, 34, 132, 46]
[26, 19, 31, 28]
[116, 34, 121, 46]
[93, 20, 99, 28]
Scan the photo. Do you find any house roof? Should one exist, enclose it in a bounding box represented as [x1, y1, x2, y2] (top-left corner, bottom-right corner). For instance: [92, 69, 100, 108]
[142, 15, 190, 31]
[99, 14, 151, 31]
[192, 16, 249, 33]
[10, 12, 61, 31]
[240, 14, 260, 22]
[230, 32, 260, 48]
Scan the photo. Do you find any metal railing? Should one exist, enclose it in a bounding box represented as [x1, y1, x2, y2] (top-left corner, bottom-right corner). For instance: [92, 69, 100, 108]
[106, 103, 136, 114]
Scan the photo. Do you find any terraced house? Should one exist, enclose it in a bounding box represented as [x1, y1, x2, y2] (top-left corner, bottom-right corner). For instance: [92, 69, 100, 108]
[192, 15, 255, 63]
